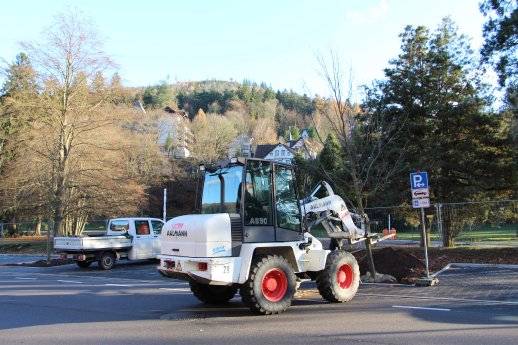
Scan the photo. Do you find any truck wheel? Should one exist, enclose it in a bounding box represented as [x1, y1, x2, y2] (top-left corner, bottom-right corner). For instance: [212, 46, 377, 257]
[240, 254, 296, 315]
[316, 251, 360, 303]
[190, 282, 238, 304]
[99, 252, 116, 270]
[76, 261, 92, 268]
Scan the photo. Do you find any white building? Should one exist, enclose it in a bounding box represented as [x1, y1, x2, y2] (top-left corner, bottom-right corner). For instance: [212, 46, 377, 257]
[254, 143, 297, 164]
[228, 134, 254, 158]
[254, 138, 319, 164]
[157, 107, 191, 158]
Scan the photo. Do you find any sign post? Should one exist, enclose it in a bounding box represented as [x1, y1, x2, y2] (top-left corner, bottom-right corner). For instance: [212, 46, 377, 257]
[410, 171, 438, 287]
[163, 188, 167, 223]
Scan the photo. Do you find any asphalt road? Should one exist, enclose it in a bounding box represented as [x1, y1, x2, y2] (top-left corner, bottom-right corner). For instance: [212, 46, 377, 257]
[0, 258, 517, 345]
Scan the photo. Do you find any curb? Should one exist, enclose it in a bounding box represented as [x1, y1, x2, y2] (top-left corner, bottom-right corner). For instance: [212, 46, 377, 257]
[432, 262, 518, 277]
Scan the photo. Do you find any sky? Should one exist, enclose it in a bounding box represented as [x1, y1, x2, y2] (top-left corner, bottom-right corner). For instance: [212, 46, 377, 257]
[0, 0, 488, 99]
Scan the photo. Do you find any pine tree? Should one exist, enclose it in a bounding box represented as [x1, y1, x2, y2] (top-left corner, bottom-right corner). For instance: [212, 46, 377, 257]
[363, 18, 515, 245]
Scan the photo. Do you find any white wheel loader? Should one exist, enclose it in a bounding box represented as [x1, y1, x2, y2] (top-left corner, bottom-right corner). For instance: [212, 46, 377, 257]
[158, 158, 383, 314]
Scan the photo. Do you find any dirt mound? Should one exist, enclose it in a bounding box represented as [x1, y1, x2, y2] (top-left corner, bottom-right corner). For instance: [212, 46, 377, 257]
[354, 247, 425, 284]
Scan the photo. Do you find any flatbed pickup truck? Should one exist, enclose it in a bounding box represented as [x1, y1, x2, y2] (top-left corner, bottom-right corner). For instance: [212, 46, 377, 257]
[54, 217, 164, 269]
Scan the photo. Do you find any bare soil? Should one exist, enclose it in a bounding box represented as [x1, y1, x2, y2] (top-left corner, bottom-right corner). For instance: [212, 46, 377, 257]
[353, 246, 518, 284]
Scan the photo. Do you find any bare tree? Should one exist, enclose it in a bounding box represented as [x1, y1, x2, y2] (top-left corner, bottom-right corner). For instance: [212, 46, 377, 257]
[19, 10, 143, 235]
[251, 118, 278, 145]
[315, 51, 406, 214]
[190, 112, 237, 164]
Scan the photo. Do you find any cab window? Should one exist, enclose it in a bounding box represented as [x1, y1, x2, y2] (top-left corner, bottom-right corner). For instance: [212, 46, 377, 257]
[201, 166, 243, 214]
[110, 220, 129, 232]
[244, 160, 273, 226]
[151, 220, 164, 234]
[135, 220, 150, 235]
[274, 165, 301, 231]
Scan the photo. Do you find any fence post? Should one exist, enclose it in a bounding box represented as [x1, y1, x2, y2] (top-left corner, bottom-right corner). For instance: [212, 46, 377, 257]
[435, 203, 443, 247]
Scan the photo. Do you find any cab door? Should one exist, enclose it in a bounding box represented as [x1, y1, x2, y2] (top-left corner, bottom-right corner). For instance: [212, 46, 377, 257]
[273, 164, 303, 242]
[131, 220, 154, 259]
[242, 160, 275, 243]
[150, 220, 164, 256]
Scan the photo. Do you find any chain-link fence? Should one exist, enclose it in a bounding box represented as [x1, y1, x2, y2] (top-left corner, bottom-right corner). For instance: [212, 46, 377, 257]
[2, 200, 517, 246]
[366, 200, 518, 245]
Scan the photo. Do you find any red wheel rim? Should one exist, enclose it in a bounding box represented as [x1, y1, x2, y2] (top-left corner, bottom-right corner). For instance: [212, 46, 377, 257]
[336, 263, 353, 289]
[261, 268, 288, 302]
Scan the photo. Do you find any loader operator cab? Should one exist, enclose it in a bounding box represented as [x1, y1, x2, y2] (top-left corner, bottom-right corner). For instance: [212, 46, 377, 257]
[199, 158, 304, 243]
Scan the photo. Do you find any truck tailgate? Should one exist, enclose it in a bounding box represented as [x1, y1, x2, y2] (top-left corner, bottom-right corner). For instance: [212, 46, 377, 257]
[54, 236, 132, 250]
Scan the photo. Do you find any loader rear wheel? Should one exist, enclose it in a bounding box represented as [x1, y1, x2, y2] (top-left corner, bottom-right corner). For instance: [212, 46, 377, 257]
[190, 282, 238, 304]
[240, 255, 296, 315]
[98, 252, 116, 270]
[316, 251, 359, 303]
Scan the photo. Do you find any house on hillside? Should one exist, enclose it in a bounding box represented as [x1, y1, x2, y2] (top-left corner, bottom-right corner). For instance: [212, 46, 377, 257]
[254, 137, 320, 164]
[254, 143, 296, 164]
[157, 106, 191, 158]
[228, 134, 254, 158]
[286, 137, 319, 160]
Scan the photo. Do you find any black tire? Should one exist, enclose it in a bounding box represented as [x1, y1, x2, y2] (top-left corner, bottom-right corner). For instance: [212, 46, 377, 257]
[190, 282, 238, 304]
[98, 252, 116, 270]
[240, 254, 297, 315]
[76, 261, 92, 268]
[316, 251, 360, 303]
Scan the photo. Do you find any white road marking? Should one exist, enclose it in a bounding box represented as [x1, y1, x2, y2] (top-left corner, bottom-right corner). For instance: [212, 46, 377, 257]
[57, 280, 83, 284]
[15, 277, 37, 280]
[104, 284, 132, 287]
[393, 305, 451, 312]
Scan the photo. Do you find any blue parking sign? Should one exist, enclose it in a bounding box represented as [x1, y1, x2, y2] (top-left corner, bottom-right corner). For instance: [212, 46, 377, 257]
[410, 172, 428, 190]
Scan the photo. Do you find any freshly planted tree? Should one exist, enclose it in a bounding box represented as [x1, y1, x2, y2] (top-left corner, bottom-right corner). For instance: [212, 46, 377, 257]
[315, 51, 405, 214]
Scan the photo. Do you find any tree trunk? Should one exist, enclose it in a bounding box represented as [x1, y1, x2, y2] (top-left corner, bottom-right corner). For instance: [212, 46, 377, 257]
[442, 218, 454, 247]
[363, 214, 377, 276]
[420, 214, 433, 248]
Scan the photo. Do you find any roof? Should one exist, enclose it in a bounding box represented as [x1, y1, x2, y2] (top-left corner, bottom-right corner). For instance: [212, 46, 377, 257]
[164, 106, 188, 118]
[254, 144, 277, 158]
[254, 143, 296, 158]
[286, 138, 304, 148]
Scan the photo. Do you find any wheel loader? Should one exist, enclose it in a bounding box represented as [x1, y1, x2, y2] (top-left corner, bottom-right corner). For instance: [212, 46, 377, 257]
[158, 157, 385, 314]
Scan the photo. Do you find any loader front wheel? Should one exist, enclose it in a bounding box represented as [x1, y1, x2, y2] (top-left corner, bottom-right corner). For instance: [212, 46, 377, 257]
[316, 251, 359, 303]
[190, 282, 238, 304]
[241, 255, 296, 315]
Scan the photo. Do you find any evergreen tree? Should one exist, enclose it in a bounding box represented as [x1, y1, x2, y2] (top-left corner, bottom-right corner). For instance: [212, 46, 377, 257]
[319, 133, 342, 174]
[480, 0, 518, 91]
[0, 53, 38, 174]
[142, 81, 174, 109]
[363, 18, 515, 245]
[285, 127, 301, 141]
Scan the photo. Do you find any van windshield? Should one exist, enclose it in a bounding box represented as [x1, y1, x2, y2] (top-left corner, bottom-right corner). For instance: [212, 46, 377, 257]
[201, 165, 243, 214]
